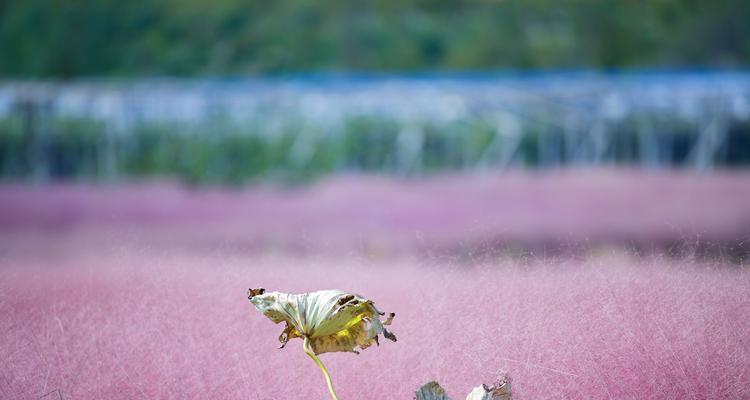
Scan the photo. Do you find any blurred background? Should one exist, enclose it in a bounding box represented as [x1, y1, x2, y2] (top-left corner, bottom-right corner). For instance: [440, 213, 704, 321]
[2, 2, 750, 399]
[2, 0, 750, 254]
[2, 0, 750, 185]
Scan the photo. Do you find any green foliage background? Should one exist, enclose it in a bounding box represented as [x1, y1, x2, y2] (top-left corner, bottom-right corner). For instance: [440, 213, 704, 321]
[2, 0, 750, 77]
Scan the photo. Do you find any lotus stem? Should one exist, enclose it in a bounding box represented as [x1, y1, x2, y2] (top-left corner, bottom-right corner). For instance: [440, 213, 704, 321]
[303, 336, 340, 400]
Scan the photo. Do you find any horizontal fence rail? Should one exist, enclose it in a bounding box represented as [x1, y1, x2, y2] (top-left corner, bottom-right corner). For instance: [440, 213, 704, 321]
[1, 72, 750, 183]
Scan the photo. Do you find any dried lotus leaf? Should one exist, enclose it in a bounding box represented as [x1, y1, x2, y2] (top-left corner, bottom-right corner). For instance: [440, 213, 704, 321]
[465, 374, 512, 400]
[248, 288, 396, 355]
[415, 374, 512, 400]
[415, 381, 453, 400]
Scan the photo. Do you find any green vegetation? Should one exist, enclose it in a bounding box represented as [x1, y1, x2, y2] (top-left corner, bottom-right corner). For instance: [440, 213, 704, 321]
[1, 0, 750, 77]
[2, 114, 749, 185]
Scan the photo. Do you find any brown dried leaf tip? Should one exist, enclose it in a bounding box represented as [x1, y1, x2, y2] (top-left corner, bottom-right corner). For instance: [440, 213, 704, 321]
[247, 287, 265, 299]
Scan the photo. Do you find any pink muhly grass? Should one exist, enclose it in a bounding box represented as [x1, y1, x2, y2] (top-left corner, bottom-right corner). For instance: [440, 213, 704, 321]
[1, 170, 749, 253]
[2, 171, 749, 399]
[1, 250, 748, 399]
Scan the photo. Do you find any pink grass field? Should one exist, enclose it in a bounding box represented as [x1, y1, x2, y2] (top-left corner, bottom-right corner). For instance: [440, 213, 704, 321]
[2, 170, 750, 399]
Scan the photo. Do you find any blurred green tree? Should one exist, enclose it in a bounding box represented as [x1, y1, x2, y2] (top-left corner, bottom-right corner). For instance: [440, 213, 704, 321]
[1, 0, 749, 77]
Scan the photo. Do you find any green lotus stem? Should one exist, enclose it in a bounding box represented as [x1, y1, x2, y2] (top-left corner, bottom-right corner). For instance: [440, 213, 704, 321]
[303, 336, 340, 400]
